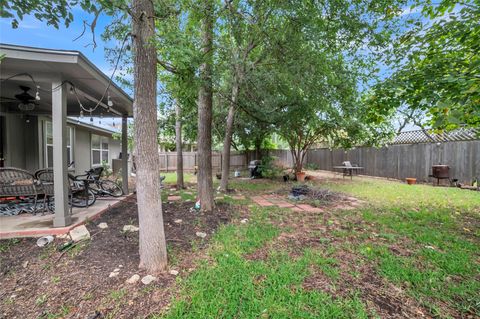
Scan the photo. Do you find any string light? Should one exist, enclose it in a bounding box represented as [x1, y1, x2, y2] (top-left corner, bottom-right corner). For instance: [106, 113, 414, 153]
[35, 86, 40, 101]
[1, 33, 130, 120]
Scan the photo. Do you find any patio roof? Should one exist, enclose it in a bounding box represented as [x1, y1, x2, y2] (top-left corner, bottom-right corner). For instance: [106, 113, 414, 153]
[0, 43, 133, 117]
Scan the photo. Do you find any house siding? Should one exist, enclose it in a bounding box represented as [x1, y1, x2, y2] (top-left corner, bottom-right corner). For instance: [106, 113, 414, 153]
[2, 113, 121, 175]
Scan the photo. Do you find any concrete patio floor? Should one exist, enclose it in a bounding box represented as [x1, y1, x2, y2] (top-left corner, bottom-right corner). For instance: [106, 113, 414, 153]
[0, 196, 130, 239]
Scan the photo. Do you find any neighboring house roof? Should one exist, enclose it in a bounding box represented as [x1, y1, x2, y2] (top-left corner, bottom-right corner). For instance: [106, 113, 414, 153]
[393, 127, 479, 144]
[0, 43, 133, 117]
[67, 117, 120, 136]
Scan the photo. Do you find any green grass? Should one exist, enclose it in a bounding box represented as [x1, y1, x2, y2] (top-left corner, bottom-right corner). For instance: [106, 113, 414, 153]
[161, 172, 195, 185]
[322, 177, 480, 210]
[158, 207, 371, 319]
[156, 174, 479, 318]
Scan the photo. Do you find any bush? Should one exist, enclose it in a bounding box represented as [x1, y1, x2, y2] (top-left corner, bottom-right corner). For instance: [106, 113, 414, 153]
[101, 160, 113, 178]
[259, 155, 284, 179]
[304, 162, 319, 170]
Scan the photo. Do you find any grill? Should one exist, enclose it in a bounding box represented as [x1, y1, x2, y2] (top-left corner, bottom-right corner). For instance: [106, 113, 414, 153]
[248, 160, 262, 178]
[430, 165, 449, 185]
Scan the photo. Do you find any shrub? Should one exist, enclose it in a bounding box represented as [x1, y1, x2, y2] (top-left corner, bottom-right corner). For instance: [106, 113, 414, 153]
[304, 162, 319, 170]
[259, 155, 284, 179]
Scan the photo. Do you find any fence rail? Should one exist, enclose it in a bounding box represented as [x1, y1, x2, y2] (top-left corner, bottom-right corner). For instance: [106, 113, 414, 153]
[159, 139, 479, 184]
[158, 151, 247, 172]
[269, 141, 480, 184]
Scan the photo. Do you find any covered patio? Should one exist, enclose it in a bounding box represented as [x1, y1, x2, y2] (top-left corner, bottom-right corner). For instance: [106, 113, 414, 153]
[0, 44, 133, 230]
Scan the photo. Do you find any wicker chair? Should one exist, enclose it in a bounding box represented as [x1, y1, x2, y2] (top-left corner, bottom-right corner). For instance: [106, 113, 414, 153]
[0, 167, 41, 215]
[35, 169, 80, 214]
[34, 169, 56, 214]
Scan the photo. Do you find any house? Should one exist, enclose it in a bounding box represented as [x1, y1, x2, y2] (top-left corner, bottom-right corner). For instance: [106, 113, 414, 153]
[1, 115, 125, 175]
[0, 43, 132, 228]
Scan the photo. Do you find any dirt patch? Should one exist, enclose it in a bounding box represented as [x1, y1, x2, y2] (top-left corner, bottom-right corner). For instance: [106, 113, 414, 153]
[0, 196, 237, 319]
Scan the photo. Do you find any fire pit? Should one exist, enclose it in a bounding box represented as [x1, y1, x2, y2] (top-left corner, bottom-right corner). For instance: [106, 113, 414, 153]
[430, 164, 450, 185]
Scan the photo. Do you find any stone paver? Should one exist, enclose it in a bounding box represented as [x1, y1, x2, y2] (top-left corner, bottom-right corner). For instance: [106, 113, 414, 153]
[296, 204, 323, 213]
[168, 195, 181, 201]
[232, 195, 246, 200]
[249, 195, 326, 213]
[276, 201, 295, 208]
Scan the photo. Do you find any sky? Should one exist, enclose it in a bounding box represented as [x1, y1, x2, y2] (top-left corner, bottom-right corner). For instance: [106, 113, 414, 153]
[0, 9, 121, 90]
[0, 5, 442, 132]
[0, 10, 129, 127]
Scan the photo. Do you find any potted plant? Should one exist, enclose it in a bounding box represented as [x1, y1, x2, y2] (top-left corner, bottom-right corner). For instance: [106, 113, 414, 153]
[406, 177, 416, 185]
[296, 171, 306, 182]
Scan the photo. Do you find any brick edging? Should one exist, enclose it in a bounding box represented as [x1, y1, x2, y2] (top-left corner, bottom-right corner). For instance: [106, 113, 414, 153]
[0, 194, 135, 239]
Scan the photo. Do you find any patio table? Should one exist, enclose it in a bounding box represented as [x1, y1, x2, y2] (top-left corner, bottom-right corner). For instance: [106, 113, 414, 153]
[332, 166, 364, 179]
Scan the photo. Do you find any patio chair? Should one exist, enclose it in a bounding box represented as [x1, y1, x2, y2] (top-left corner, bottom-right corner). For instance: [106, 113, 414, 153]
[35, 168, 75, 215]
[34, 169, 55, 214]
[0, 167, 42, 215]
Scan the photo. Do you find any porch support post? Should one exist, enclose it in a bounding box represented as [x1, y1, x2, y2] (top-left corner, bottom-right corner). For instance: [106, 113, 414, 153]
[121, 115, 129, 194]
[52, 79, 71, 227]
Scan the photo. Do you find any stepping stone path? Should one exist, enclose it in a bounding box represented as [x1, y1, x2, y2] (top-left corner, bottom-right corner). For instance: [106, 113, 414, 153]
[232, 195, 246, 200]
[168, 195, 182, 201]
[251, 195, 324, 213]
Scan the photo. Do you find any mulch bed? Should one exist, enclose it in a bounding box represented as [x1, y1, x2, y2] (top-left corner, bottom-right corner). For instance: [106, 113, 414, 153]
[0, 195, 237, 319]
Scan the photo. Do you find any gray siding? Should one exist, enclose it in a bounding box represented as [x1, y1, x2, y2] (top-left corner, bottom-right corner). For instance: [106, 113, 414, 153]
[3, 114, 121, 175]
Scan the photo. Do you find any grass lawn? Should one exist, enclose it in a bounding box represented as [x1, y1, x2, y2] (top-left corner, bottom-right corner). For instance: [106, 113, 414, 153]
[2, 172, 478, 318]
[158, 174, 479, 318]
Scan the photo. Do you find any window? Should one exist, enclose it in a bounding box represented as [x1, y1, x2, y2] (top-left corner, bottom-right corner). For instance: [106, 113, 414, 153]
[45, 121, 73, 167]
[91, 134, 109, 166]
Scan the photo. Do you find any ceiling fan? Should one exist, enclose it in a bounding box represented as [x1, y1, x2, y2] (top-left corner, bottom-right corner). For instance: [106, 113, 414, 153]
[0, 85, 40, 111]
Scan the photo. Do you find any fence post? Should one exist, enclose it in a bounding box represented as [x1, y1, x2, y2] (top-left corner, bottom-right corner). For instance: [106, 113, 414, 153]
[165, 154, 168, 172]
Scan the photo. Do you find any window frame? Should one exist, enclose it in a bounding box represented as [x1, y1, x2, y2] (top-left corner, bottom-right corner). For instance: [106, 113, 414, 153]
[91, 134, 109, 167]
[44, 120, 73, 168]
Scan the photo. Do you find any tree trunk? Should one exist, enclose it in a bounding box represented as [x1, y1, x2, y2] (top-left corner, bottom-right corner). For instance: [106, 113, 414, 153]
[197, 0, 214, 212]
[175, 101, 184, 190]
[219, 79, 240, 192]
[132, 0, 167, 272]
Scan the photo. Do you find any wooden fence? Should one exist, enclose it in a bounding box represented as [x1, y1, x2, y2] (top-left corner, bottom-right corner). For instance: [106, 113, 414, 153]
[269, 141, 480, 184]
[159, 140, 479, 184]
[158, 151, 247, 172]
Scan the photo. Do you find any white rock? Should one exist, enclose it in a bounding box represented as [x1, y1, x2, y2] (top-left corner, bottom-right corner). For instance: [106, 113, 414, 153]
[113, 268, 120, 272]
[56, 233, 70, 240]
[169, 270, 179, 276]
[109, 271, 119, 278]
[240, 219, 248, 224]
[123, 225, 139, 232]
[174, 219, 183, 224]
[424, 245, 435, 250]
[97, 222, 108, 229]
[69, 225, 91, 242]
[141, 275, 157, 285]
[196, 232, 207, 238]
[22, 261, 29, 269]
[125, 274, 140, 284]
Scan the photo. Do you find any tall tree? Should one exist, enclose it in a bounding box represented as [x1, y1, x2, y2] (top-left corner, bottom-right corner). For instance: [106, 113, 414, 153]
[175, 100, 184, 189]
[4, 0, 168, 272]
[197, 0, 215, 211]
[367, 0, 480, 130]
[132, 0, 168, 272]
[217, 0, 266, 192]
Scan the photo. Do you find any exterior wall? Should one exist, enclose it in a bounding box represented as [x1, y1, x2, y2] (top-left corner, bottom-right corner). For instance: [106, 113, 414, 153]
[73, 126, 91, 175]
[4, 113, 39, 171]
[73, 125, 120, 175]
[3, 114, 122, 175]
